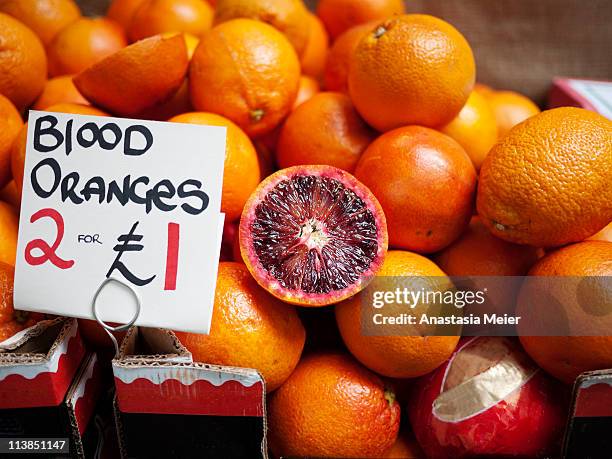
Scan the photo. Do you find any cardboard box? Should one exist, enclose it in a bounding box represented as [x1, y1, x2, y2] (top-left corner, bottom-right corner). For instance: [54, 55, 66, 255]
[112, 327, 266, 458]
[0, 318, 116, 457]
[563, 369, 612, 458]
[549, 78, 612, 119]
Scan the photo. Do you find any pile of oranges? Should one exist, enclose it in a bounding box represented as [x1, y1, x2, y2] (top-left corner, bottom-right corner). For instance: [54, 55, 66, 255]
[0, 0, 611, 457]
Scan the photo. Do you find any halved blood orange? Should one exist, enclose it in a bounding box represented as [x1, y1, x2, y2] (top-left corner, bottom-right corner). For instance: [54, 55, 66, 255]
[239, 165, 388, 306]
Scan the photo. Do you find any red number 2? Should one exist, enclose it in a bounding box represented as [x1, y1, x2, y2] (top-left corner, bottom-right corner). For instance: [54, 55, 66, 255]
[25, 208, 75, 269]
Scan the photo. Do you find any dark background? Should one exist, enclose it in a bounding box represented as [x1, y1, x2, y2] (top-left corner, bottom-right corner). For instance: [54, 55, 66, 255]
[77, 0, 612, 105]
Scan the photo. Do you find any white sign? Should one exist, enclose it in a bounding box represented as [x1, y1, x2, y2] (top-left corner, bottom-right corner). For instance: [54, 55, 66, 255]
[14, 111, 226, 333]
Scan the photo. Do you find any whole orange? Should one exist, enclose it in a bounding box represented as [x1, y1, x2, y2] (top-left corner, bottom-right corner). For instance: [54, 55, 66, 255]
[74, 34, 188, 116]
[349, 14, 475, 131]
[214, 0, 310, 56]
[0, 0, 81, 46]
[11, 103, 109, 193]
[477, 107, 612, 247]
[336, 250, 460, 378]
[0, 202, 18, 266]
[300, 12, 329, 79]
[293, 75, 320, 109]
[190, 19, 300, 137]
[440, 90, 498, 170]
[128, 0, 213, 42]
[268, 352, 400, 457]
[588, 222, 612, 242]
[486, 90, 540, 138]
[48, 17, 127, 77]
[106, 0, 146, 30]
[33, 75, 89, 110]
[169, 112, 261, 222]
[316, 0, 405, 40]
[174, 262, 305, 392]
[0, 13, 47, 111]
[277, 92, 375, 172]
[354, 126, 476, 253]
[0, 94, 23, 189]
[518, 241, 612, 383]
[323, 21, 376, 92]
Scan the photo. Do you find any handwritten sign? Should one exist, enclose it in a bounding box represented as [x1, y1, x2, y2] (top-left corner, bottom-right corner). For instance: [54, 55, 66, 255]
[14, 111, 226, 333]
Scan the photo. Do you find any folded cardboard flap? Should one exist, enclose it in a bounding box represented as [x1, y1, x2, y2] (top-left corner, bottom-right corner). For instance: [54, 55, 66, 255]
[112, 327, 268, 458]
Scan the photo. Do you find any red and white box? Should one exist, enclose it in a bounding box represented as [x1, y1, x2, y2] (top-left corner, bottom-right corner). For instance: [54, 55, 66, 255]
[548, 78, 612, 119]
[112, 327, 266, 458]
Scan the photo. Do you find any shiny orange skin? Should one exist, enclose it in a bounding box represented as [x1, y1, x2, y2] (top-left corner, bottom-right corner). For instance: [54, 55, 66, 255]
[0, 94, 22, 189]
[348, 14, 475, 131]
[0, 0, 81, 46]
[11, 103, 109, 193]
[300, 12, 329, 79]
[0, 181, 20, 211]
[293, 75, 320, 109]
[47, 17, 127, 77]
[519, 241, 612, 383]
[440, 90, 498, 170]
[588, 222, 612, 242]
[106, 0, 146, 29]
[33, 75, 89, 110]
[175, 262, 305, 392]
[0, 262, 43, 341]
[0, 13, 47, 111]
[0, 202, 18, 266]
[214, 0, 311, 57]
[169, 112, 261, 222]
[323, 21, 376, 93]
[268, 352, 400, 457]
[485, 90, 540, 138]
[74, 34, 188, 117]
[336, 251, 460, 378]
[477, 107, 612, 247]
[316, 0, 405, 40]
[355, 126, 477, 253]
[190, 19, 300, 137]
[434, 216, 540, 277]
[277, 92, 375, 172]
[128, 0, 213, 42]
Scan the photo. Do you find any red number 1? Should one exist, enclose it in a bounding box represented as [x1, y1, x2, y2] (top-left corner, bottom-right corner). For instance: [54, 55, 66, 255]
[164, 222, 179, 290]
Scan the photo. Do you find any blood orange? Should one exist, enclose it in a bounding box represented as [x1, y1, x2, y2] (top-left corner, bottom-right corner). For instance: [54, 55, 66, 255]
[239, 165, 387, 306]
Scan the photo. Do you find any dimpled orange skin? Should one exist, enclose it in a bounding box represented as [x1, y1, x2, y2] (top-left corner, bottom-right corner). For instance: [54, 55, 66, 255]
[128, 0, 213, 42]
[0, 13, 47, 111]
[485, 90, 540, 138]
[190, 19, 300, 138]
[293, 75, 320, 109]
[174, 262, 305, 392]
[214, 0, 310, 57]
[0, 95, 22, 189]
[268, 352, 400, 458]
[336, 251, 460, 378]
[47, 17, 127, 77]
[277, 92, 376, 172]
[434, 216, 540, 277]
[300, 12, 329, 79]
[519, 241, 612, 384]
[0, 0, 81, 46]
[33, 75, 89, 110]
[354, 126, 477, 253]
[0, 261, 38, 340]
[74, 34, 188, 117]
[477, 107, 612, 248]
[106, 0, 146, 30]
[316, 0, 405, 40]
[11, 103, 109, 193]
[349, 14, 475, 132]
[0, 202, 18, 266]
[169, 112, 260, 222]
[323, 21, 376, 93]
[440, 90, 498, 170]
